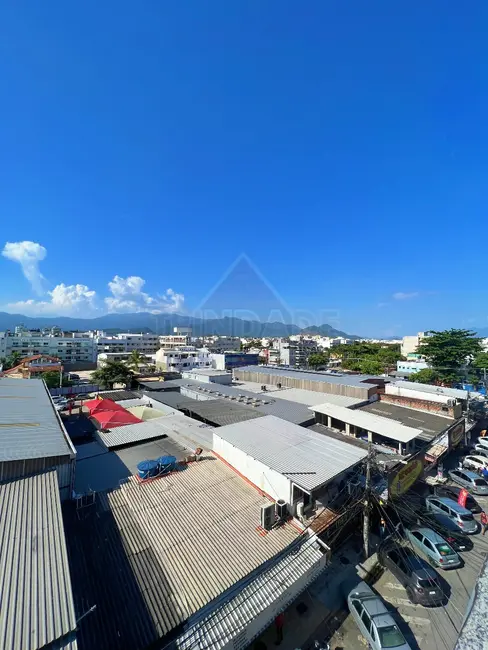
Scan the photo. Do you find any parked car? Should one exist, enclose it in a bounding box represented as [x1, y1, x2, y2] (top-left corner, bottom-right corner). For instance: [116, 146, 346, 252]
[472, 445, 488, 459]
[463, 455, 488, 472]
[405, 526, 462, 569]
[477, 437, 488, 449]
[434, 485, 482, 514]
[405, 507, 473, 553]
[378, 540, 445, 606]
[425, 496, 478, 534]
[347, 582, 412, 650]
[447, 468, 488, 496]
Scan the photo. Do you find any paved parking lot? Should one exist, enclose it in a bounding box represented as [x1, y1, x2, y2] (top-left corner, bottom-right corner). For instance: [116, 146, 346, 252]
[329, 498, 488, 650]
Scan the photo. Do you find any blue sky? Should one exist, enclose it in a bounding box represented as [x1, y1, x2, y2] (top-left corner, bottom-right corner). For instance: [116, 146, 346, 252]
[0, 1, 487, 337]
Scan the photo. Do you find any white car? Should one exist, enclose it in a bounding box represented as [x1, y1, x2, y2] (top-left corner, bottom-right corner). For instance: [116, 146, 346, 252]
[477, 437, 488, 449]
[463, 455, 488, 471]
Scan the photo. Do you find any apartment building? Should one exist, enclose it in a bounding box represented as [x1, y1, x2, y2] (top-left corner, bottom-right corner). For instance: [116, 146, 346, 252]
[159, 326, 193, 350]
[95, 331, 160, 355]
[0, 327, 97, 363]
[401, 332, 426, 358]
[269, 338, 318, 367]
[203, 336, 240, 352]
[155, 346, 212, 372]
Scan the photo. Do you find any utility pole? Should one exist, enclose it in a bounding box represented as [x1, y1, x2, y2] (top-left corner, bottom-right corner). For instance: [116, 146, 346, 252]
[363, 442, 372, 559]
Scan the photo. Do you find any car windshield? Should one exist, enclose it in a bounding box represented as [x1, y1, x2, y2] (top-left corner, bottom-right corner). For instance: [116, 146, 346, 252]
[474, 479, 487, 486]
[436, 543, 453, 556]
[377, 624, 407, 648]
[460, 514, 473, 521]
[418, 578, 437, 588]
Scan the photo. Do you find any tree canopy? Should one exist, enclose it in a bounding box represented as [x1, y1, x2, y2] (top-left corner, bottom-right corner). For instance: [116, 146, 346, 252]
[407, 368, 440, 384]
[330, 342, 403, 374]
[127, 350, 145, 372]
[308, 351, 330, 368]
[91, 361, 134, 389]
[417, 329, 482, 383]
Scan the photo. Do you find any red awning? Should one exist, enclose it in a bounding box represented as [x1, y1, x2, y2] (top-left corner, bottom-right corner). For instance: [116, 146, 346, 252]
[85, 399, 126, 414]
[92, 409, 142, 429]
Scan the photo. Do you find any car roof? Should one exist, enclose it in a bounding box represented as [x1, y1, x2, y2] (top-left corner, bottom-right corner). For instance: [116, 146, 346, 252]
[373, 613, 399, 629]
[467, 455, 488, 462]
[362, 596, 389, 617]
[411, 526, 446, 543]
[457, 469, 480, 479]
[427, 495, 471, 514]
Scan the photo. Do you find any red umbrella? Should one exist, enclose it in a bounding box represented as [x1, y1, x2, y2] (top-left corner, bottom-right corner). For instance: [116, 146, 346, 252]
[92, 409, 142, 429]
[85, 398, 125, 414]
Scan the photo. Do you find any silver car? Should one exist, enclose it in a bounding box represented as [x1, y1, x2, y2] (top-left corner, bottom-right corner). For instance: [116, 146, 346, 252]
[405, 526, 462, 569]
[448, 468, 488, 496]
[425, 496, 478, 534]
[347, 582, 412, 650]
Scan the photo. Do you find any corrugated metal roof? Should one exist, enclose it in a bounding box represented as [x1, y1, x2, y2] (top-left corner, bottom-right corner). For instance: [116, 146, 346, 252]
[0, 470, 77, 650]
[67, 455, 304, 649]
[96, 419, 172, 449]
[115, 398, 148, 408]
[146, 391, 198, 409]
[96, 390, 140, 401]
[256, 386, 365, 408]
[177, 534, 326, 650]
[358, 401, 454, 441]
[214, 415, 368, 491]
[0, 377, 75, 461]
[176, 397, 265, 427]
[234, 366, 387, 388]
[310, 402, 422, 443]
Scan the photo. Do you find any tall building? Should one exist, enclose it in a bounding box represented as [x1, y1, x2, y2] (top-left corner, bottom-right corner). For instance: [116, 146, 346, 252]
[0, 328, 97, 364]
[401, 332, 426, 358]
[159, 327, 192, 350]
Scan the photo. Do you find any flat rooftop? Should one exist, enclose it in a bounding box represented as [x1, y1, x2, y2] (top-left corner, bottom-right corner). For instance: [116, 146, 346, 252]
[358, 401, 455, 441]
[214, 415, 368, 492]
[66, 454, 306, 650]
[391, 380, 472, 400]
[0, 470, 77, 650]
[0, 377, 75, 461]
[235, 365, 389, 388]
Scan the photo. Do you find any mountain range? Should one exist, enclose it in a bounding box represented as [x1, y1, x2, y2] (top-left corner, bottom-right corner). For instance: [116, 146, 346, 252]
[0, 311, 359, 339]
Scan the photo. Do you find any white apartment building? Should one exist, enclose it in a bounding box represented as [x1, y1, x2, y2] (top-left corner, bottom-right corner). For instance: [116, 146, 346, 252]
[159, 327, 193, 351]
[155, 347, 212, 372]
[401, 332, 426, 358]
[0, 328, 97, 363]
[269, 338, 318, 367]
[316, 337, 353, 349]
[203, 336, 240, 352]
[95, 331, 160, 355]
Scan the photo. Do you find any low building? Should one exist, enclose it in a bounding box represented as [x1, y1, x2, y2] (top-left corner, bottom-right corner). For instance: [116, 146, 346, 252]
[159, 327, 192, 350]
[0, 377, 76, 499]
[396, 359, 429, 375]
[211, 352, 260, 370]
[213, 415, 368, 518]
[182, 368, 233, 384]
[203, 335, 241, 352]
[234, 366, 389, 401]
[383, 383, 463, 419]
[0, 470, 77, 650]
[66, 447, 329, 650]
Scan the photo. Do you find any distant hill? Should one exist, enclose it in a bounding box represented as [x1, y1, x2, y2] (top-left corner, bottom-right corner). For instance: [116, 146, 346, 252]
[0, 311, 359, 338]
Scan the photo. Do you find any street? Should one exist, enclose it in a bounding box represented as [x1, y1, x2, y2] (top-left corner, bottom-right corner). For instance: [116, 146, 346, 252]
[329, 500, 488, 650]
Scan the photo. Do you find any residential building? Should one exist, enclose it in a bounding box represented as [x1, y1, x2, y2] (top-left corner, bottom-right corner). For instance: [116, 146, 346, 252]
[155, 346, 212, 372]
[97, 351, 154, 367]
[316, 336, 353, 349]
[211, 351, 260, 370]
[95, 331, 160, 355]
[396, 359, 429, 375]
[159, 326, 192, 350]
[269, 338, 318, 367]
[203, 335, 241, 352]
[401, 332, 426, 358]
[0, 327, 97, 363]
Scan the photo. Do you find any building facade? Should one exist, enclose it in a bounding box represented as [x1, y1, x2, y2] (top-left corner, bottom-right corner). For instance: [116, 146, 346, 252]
[401, 332, 426, 358]
[0, 328, 97, 364]
[211, 352, 260, 370]
[396, 359, 429, 375]
[155, 347, 212, 372]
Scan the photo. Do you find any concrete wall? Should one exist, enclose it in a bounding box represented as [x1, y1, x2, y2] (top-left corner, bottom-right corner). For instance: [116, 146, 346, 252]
[380, 393, 462, 419]
[213, 434, 292, 503]
[234, 369, 375, 401]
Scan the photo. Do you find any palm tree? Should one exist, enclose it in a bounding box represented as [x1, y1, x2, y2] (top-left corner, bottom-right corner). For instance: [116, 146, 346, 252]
[91, 361, 134, 390]
[127, 350, 145, 373]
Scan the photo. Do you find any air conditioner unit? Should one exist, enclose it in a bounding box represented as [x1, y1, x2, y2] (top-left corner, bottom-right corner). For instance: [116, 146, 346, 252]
[260, 503, 275, 531]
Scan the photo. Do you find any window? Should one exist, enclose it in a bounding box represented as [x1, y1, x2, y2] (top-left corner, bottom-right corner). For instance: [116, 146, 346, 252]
[377, 625, 406, 648]
[411, 531, 423, 542]
[460, 514, 473, 522]
[360, 610, 372, 635]
[474, 479, 487, 486]
[423, 539, 435, 552]
[351, 600, 362, 616]
[436, 543, 453, 556]
[438, 503, 450, 514]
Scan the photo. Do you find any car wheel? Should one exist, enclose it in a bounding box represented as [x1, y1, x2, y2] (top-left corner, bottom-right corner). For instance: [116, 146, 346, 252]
[428, 557, 437, 568]
[406, 587, 417, 604]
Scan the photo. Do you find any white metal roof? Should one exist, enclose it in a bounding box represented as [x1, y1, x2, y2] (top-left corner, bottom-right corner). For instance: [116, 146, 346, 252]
[310, 402, 422, 443]
[0, 377, 75, 461]
[96, 419, 172, 449]
[270, 387, 365, 407]
[214, 415, 368, 491]
[391, 380, 473, 400]
[0, 470, 77, 650]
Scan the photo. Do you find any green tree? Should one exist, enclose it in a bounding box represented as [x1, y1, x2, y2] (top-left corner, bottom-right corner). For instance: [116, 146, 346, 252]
[359, 358, 383, 375]
[407, 368, 440, 384]
[127, 350, 145, 372]
[417, 329, 482, 383]
[40, 370, 62, 388]
[308, 352, 330, 368]
[91, 361, 134, 389]
[6, 351, 22, 369]
[472, 352, 488, 370]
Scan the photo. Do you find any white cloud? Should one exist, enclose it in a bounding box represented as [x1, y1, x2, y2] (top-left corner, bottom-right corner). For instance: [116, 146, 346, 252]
[392, 292, 419, 301]
[7, 283, 99, 316]
[2, 241, 47, 295]
[105, 275, 184, 314]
